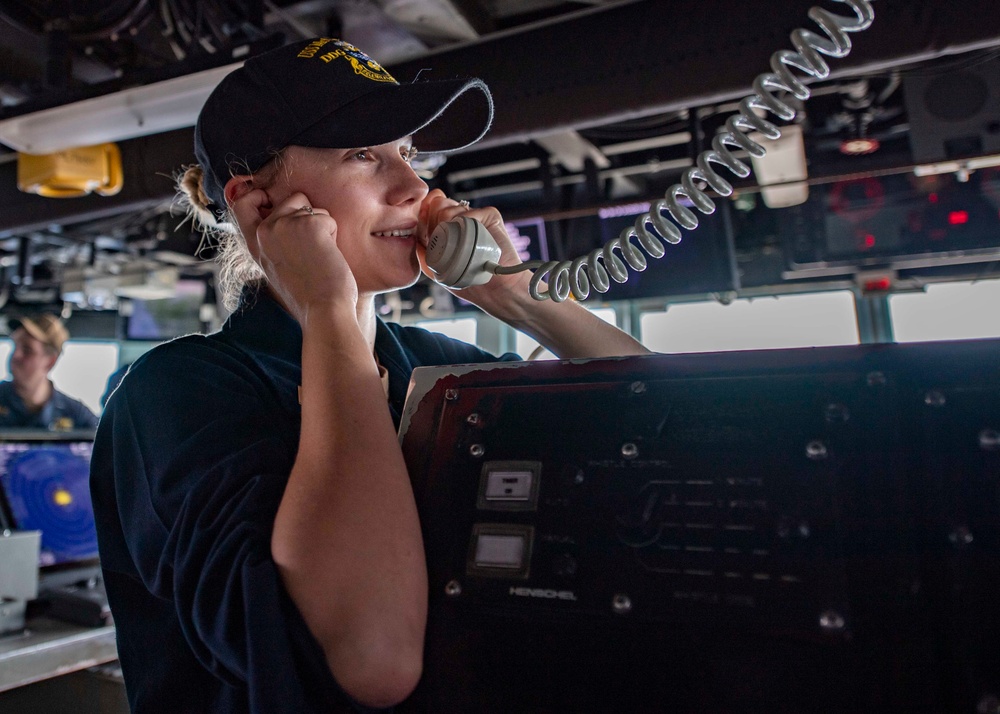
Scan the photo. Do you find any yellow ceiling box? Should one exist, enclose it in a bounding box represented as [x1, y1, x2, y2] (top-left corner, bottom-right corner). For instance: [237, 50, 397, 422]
[17, 142, 123, 198]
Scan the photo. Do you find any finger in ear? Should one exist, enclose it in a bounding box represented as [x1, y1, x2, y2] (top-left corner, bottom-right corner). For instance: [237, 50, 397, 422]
[223, 175, 259, 206]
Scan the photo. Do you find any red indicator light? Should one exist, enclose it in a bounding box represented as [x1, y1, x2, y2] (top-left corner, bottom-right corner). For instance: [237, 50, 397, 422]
[948, 210, 969, 225]
[928, 193, 938, 203]
[863, 277, 892, 292]
[864, 234, 876, 248]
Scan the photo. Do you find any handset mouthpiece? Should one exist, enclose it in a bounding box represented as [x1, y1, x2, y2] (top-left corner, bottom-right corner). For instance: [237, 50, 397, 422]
[426, 216, 501, 289]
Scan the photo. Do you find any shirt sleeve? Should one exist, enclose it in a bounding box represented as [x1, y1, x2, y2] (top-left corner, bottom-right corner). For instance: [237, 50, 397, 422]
[99, 339, 380, 713]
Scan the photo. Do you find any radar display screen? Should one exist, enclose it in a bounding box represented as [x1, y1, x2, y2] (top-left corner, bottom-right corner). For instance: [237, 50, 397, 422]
[0, 439, 98, 567]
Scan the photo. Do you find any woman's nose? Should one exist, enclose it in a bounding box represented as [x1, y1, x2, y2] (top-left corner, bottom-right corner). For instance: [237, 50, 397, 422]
[389, 162, 429, 206]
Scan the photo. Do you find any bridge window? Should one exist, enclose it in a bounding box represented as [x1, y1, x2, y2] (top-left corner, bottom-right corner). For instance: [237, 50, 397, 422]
[640, 291, 859, 353]
[889, 279, 1000, 342]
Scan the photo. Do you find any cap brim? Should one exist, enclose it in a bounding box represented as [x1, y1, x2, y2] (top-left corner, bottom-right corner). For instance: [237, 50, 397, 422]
[292, 77, 493, 154]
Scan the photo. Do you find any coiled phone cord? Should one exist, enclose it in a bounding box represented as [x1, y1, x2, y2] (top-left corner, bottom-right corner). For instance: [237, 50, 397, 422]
[494, 0, 875, 302]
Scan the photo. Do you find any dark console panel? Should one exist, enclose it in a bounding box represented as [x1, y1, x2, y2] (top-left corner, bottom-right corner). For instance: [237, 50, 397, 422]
[399, 340, 1000, 713]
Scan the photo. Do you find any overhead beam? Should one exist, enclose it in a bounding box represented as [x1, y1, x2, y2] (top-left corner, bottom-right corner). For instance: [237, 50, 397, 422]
[2, 0, 1000, 233]
[387, 0, 1000, 151]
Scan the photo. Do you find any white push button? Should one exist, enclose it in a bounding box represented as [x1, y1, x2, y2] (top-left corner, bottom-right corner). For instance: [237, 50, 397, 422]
[474, 533, 526, 569]
[485, 470, 533, 501]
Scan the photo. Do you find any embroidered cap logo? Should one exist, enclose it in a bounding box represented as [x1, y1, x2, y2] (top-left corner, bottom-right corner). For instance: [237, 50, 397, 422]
[297, 38, 396, 83]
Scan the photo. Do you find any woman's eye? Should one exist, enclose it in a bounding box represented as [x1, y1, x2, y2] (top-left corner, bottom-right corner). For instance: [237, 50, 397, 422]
[351, 149, 371, 161]
[402, 146, 418, 163]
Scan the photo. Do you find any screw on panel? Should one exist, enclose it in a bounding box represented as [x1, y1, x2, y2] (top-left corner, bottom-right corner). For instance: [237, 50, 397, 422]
[805, 440, 828, 461]
[866, 371, 886, 387]
[444, 580, 462, 597]
[445, 389, 459, 401]
[612, 593, 632, 614]
[949, 526, 974, 548]
[469, 444, 485, 458]
[621, 442, 639, 459]
[466, 413, 480, 425]
[924, 390, 947, 407]
[979, 429, 1000, 451]
[819, 610, 846, 632]
[629, 381, 647, 395]
[824, 403, 850, 424]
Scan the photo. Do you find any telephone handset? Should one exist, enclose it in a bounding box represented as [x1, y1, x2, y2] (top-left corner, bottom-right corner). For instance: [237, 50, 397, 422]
[431, 0, 875, 302]
[425, 216, 502, 288]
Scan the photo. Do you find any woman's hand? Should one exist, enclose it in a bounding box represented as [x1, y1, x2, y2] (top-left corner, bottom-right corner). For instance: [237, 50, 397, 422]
[416, 189, 532, 308]
[417, 189, 650, 359]
[231, 189, 358, 328]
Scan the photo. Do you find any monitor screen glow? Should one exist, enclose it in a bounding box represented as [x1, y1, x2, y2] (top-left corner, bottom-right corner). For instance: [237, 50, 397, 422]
[0, 438, 98, 568]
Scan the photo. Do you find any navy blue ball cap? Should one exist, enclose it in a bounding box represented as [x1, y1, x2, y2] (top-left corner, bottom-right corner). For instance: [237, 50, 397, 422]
[194, 37, 494, 208]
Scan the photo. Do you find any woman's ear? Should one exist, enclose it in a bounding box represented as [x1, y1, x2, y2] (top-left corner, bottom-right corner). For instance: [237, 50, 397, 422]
[224, 175, 274, 223]
[224, 175, 257, 206]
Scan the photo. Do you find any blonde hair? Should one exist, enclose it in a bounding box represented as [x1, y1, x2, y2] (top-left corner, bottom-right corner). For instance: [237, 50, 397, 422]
[173, 158, 284, 310]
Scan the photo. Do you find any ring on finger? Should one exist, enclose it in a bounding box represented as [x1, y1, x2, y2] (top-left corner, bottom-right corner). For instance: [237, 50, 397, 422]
[457, 199, 470, 208]
[298, 205, 314, 215]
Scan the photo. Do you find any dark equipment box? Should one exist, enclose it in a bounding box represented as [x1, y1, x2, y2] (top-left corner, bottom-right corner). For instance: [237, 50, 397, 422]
[400, 339, 1000, 713]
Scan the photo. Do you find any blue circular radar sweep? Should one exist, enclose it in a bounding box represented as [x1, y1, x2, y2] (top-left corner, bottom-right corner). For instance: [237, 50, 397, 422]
[4, 447, 98, 566]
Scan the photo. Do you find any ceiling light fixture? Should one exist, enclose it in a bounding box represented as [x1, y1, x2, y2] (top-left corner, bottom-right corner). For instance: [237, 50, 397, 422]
[0, 62, 243, 155]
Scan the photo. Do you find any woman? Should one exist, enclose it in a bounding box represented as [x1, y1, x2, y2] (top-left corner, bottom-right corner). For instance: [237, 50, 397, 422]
[90, 37, 649, 714]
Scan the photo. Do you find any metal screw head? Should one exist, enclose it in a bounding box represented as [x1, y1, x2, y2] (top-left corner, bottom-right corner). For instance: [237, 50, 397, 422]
[621, 442, 639, 459]
[824, 403, 850, 424]
[819, 610, 846, 632]
[445, 388, 459, 401]
[806, 440, 828, 461]
[866, 371, 886, 387]
[612, 593, 632, 614]
[979, 429, 1000, 451]
[466, 413, 480, 425]
[924, 390, 947, 407]
[444, 580, 462, 597]
[469, 444, 485, 458]
[949, 525, 974, 548]
[629, 381, 647, 395]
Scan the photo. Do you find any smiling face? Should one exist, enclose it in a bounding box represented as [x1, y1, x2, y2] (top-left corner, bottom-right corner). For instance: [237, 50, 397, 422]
[265, 139, 429, 296]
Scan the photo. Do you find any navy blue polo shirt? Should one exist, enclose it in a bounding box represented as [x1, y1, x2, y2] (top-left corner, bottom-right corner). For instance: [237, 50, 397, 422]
[0, 380, 99, 430]
[90, 289, 520, 714]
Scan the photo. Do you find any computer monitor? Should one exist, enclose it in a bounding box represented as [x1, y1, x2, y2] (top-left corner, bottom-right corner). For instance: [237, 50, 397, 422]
[0, 431, 99, 579]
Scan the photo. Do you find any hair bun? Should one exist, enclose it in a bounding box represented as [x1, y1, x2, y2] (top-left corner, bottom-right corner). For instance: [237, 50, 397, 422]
[175, 164, 220, 229]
